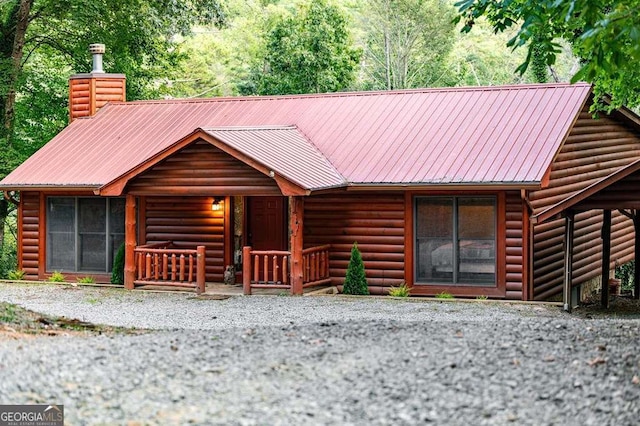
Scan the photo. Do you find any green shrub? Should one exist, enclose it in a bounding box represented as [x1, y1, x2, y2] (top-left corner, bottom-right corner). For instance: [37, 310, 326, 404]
[388, 282, 410, 297]
[342, 242, 369, 295]
[77, 276, 95, 284]
[435, 292, 454, 299]
[615, 260, 635, 291]
[7, 269, 25, 280]
[48, 271, 65, 282]
[111, 243, 125, 285]
[476, 295, 488, 300]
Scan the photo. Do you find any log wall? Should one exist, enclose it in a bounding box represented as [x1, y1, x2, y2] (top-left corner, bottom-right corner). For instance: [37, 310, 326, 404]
[19, 191, 41, 279]
[505, 191, 525, 300]
[304, 193, 405, 295]
[530, 106, 640, 300]
[127, 140, 281, 196]
[144, 197, 225, 282]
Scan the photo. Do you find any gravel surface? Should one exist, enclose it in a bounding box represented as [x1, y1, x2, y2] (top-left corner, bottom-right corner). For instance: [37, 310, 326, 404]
[1, 282, 639, 425]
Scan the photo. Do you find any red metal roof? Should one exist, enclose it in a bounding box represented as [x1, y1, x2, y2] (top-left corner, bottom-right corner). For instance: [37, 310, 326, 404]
[202, 127, 344, 190]
[0, 83, 593, 191]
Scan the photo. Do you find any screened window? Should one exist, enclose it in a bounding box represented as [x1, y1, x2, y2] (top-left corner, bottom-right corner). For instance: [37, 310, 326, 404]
[46, 197, 125, 273]
[415, 196, 496, 286]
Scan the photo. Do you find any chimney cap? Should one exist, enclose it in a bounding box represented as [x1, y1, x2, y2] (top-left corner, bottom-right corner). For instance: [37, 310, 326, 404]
[89, 43, 105, 54]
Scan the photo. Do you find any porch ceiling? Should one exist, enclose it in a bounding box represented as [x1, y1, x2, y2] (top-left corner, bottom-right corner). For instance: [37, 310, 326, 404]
[532, 157, 640, 224]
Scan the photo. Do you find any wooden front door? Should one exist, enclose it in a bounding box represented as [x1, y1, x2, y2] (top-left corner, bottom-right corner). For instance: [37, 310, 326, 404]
[247, 196, 288, 251]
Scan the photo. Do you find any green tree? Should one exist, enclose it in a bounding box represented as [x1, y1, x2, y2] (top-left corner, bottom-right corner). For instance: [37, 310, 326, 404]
[343, 242, 369, 295]
[248, 0, 361, 95]
[455, 0, 640, 109]
[359, 0, 457, 90]
[0, 0, 223, 276]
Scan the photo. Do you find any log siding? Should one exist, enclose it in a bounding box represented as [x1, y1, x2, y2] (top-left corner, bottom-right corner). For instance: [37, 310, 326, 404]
[530, 106, 640, 300]
[19, 191, 41, 280]
[505, 191, 525, 300]
[144, 197, 225, 282]
[304, 193, 405, 295]
[126, 140, 281, 196]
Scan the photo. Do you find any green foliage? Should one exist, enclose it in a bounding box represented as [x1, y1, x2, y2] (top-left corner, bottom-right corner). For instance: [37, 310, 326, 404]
[616, 260, 635, 291]
[77, 276, 96, 284]
[388, 283, 410, 297]
[435, 292, 454, 299]
[343, 242, 369, 295]
[48, 271, 65, 282]
[248, 0, 361, 95]
[455, 0, 640, 109]
[7, 269, 25, 280]
[0, 302, 17, 323]
[0, 208, 18, 279]
[476, 295, 488, 300]
[358, 0, 457, 90]
[111, 243, 125, 285]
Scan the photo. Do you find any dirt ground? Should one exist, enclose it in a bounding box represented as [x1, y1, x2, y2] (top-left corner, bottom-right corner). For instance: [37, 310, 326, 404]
[0, 301, 134, 340]
[574, 293, 640, 318]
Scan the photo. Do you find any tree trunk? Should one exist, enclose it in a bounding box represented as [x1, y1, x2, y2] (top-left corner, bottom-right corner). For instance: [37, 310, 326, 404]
[2, 0, 33, 143]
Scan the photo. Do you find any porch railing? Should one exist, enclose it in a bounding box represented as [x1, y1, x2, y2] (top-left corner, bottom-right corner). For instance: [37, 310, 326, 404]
[242, 244, 331, 295]
[134, 241, 206, 294]
[302, 244, 331, 288]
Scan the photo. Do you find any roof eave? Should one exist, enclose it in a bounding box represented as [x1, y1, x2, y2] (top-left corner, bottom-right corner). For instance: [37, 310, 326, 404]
[0, 184, 101, 192]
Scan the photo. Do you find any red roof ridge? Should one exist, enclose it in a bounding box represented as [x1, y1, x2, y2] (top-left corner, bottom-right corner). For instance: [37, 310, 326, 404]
[110, 82, 592, 106]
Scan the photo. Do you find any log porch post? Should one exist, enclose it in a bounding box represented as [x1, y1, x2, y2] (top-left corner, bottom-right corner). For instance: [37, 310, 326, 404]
[243, 246, 252, 295]
[196, 245, 206, 294]
[289, 196, 304, 295]
[124, 194, 137, 290]
[601, 209, 611, 309]
[563, 210, 575, 312]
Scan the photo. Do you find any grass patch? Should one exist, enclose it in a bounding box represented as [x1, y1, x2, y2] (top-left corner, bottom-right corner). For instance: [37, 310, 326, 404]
[435, 292, 454, 299]
[77, 276, 96, 284]
[7, 270, 25, 280]
[0, 301, 139, 337]
[388, 283, 410, 297]
[48, 271, 65, 283]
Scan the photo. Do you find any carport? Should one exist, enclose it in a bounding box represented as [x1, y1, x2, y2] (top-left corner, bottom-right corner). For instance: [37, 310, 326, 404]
[532, 158, 640, 312]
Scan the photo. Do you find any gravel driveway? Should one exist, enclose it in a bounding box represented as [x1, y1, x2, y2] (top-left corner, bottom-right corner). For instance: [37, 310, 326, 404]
[0, 282, 639, 425]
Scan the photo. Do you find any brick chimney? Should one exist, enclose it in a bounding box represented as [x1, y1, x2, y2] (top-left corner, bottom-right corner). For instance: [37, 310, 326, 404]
[68, 44, 126, 123]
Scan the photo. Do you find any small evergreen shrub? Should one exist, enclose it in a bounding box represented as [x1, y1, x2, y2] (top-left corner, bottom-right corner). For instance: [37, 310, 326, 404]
[388, 282, 410, 297]
[111, 243, 125, 285]
[48, 271, 65, 282]
[342, 242, 369, 295]
[77, 276, 95, 284]
[7, 269, 25, 280]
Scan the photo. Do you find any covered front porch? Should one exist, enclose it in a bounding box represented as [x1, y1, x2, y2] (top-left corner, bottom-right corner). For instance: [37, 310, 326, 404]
[119, 193, 332, 295]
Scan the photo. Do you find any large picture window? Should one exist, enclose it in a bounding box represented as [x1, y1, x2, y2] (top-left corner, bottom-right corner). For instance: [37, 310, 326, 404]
[46, 197, 125, 273]
[415, 196, 496, 286]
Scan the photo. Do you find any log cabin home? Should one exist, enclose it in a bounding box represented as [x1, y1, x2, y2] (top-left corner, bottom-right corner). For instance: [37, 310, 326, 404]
[3, 46, 640, 310]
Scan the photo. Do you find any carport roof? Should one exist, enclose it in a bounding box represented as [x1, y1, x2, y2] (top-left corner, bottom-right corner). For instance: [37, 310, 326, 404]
[532, 157, 640, 224]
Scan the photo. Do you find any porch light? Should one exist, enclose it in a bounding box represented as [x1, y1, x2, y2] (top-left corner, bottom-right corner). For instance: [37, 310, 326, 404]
[211, 196, 224, 211]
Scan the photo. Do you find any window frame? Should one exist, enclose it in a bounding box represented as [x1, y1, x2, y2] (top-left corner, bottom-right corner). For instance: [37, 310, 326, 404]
[45, 196, 125, 274]
[405, 191, 506, 298]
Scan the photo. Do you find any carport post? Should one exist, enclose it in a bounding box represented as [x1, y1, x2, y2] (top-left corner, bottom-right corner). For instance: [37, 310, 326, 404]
[634, 213, 640, 299]
[601, 209, 611, 309]
[563, 211, 575, 312]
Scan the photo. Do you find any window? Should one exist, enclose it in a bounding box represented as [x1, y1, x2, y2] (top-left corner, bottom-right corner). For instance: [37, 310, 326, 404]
[46, 197, 125, 273]
[415, 196, 496, 286]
